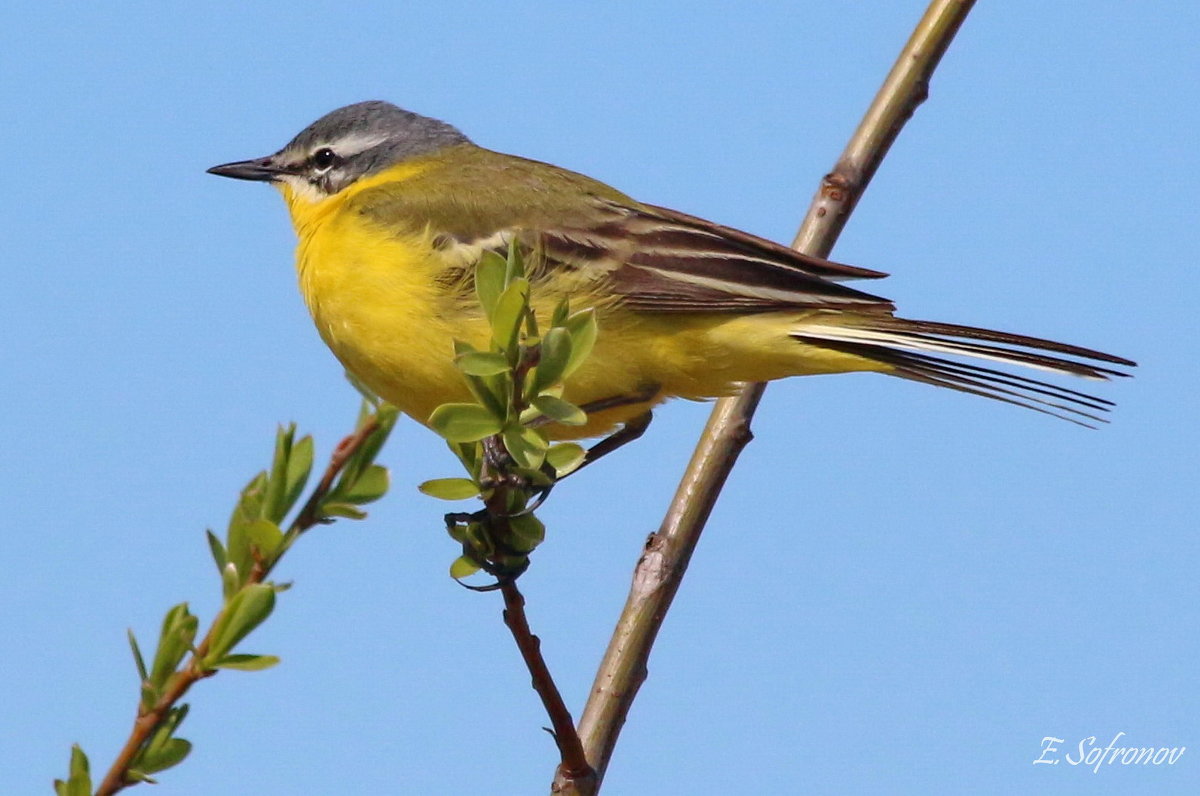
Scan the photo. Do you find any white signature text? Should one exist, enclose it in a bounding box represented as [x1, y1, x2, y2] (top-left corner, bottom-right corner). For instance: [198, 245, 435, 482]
[1034, 733, 1185, 773]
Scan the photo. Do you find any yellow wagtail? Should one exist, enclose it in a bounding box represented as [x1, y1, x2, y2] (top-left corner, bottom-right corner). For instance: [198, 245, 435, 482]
[209, 101, 1133, 439]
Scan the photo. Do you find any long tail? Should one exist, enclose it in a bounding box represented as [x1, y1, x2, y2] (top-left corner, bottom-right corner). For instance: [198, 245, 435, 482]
[792, 317, 1136, 427]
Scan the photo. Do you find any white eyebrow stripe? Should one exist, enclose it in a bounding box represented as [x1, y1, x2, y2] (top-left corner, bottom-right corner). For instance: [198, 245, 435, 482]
[324, 131, 391, 157]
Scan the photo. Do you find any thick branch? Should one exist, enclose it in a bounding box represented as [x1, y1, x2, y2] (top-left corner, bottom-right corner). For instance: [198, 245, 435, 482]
[553, 2, 977, 793]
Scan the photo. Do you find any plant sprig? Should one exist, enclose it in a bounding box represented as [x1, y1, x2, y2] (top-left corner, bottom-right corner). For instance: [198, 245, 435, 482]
[418, 242, 600, 782]
[420, 243, 596, 583]
[58, 402, 397, 795]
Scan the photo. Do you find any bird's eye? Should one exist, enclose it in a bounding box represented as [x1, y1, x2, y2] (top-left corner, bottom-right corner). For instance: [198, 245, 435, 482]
[311, 147, 339, 169]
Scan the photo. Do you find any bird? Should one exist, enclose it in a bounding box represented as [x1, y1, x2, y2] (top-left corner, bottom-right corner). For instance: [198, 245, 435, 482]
[208, 100, 1133, 440]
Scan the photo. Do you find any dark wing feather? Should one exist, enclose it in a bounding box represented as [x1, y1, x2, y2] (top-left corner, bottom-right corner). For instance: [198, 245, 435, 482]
[637, 203, 888, 281]
[534, 199, 895, 313]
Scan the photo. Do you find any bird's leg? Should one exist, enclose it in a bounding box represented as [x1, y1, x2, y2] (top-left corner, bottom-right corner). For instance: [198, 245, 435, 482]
[522, 394, 657, 509]
[565, 385, 659, 474]
[515, 411, 654, 516]
[478, 387, 660, 518]
[577, 410, 653, 471]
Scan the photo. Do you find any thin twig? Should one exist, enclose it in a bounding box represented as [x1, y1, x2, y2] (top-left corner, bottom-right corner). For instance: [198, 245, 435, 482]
[95, 642, 218, 796]
[478, 433, 592, 781]
[278, 417, 376, 559]
[553, 2, 977, 793]
[500, 581, 596, 788]
[95, 420, 384, 796]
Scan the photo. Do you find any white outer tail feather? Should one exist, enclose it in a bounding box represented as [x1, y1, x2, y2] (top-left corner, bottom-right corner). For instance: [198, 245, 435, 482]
[793, 318, 1134, 427]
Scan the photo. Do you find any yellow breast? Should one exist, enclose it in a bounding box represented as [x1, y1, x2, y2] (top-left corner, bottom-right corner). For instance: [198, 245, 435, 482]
[281, 168, 483, 425]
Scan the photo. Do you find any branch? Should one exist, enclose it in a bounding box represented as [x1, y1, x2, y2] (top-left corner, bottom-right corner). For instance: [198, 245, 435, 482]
[285, 418, 381, 554]
[94, 417, 386, 796]
[500, 582, 595, 788]
[476, 434, 592, 783]
[553, 1, 977, 792]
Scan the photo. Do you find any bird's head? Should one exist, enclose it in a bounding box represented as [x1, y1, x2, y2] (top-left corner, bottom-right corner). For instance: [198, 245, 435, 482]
[207, 100, 470, 203]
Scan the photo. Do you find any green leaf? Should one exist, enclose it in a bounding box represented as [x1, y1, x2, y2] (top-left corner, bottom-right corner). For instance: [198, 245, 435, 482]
[208, 653, 281, 671]
[205, 583, 276, 665]
[531, 395, 587, 426]
[122, 769, 157, 785]
[345, 403, 399, 477]
[342, 464, 389, 505]
[475, 250, 507, 318]
[54, 745, 91, 796]
[262, 423, 294, 524]
[523, 310, 540, 338]
[462, 372, 510, 422]
[128, 629, 149, 682]
[531, 327, 572, 393]
[221, 562, 239, 601]
[319, 501, 368, 520]
[281, 435, 314, 517]
[551, 296, 571, 328]
[419, 478, 481, 500]
[446, 441, 482, 482]
[139, 682, 157, 713]
[225, 469, 270, 585]
[132, 705, 191, 776]
[504, 237, 525, 281]
[228, 471, 268, 537]
[546, 443, 587, 477]
[564, 309, 599, 378]
[378, 402, 402, 430]
[70, 744, 91, 777]
[456, 350, 511, 376]
[228, 519, 284, 585]
[449, 555, 481, 579]
[251, 518, 284, 556]
[449, 440, 479, 469]
[508, 514, 546, 552]
[205, 530, 227, 573]
[137, 738, 192, 775]
[502, 426, 548, 470]
[463, 522, 495, 557]
[149, 603, 198, 690]
[445, 519, 467, 543]
[225, 526, 250, 588]
[511, 466, 555, 488]
[491, 278, 530, 354]
[429, 403, 503, 442]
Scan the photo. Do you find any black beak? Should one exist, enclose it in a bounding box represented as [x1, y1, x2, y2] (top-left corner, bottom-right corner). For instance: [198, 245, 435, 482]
[207, 156, 287, 182]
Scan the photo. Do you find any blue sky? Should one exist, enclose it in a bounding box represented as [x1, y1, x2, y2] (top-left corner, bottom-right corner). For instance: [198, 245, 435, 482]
[2, 2, 1197, 794]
